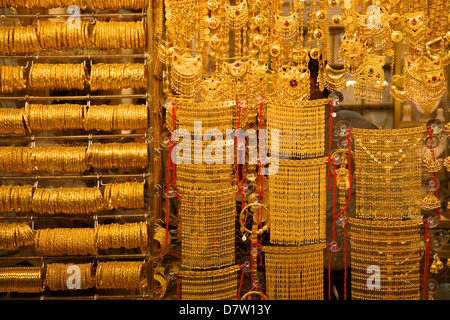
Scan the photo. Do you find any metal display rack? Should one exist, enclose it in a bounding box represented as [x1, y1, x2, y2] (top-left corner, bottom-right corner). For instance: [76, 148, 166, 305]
[0, 3, 156, 300]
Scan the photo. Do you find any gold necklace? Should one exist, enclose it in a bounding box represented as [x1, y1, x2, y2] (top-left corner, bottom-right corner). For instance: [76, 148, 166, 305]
[169, 51, 204, 98]
[263, 244, 325, 300]
[351, 126, 424, 220]
[224, 0, 249, 30]
[349, 217, 422, 300]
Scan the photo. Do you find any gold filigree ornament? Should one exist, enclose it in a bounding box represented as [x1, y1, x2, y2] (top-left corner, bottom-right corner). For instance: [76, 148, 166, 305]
[169, 50, 203, 98]
[164, 0, 202, 43]
[421, 190, 441, 210]
[272, 65, 310, 101]
[200, 76, 223, 102]
[323, 64, 346, 92]
[338, 36, 369, 75]
[272, 12, 300, 42]
[353, 54, 385, 102]
[403, 55, 446, 115]
[356, 5, 391, 50]
[402, 12, 427, 50]
[224, 0, 249, 30]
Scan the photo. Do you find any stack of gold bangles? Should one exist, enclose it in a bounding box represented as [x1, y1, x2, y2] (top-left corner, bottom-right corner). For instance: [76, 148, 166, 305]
[0, 185, 33, 213]
[35, 227, 98, 256]
[0, 267, 44, 293]
[0, 103, 148, 135]
[0, 222, 35, 250]
[86, 0, 148, 10]
[90, 63, 147, 91]
[36, 20, 91, 50]
[92, 20, 146, 50]
[95, 261, 147, 291]
[85, 142, 148, 169]
[0, 65, 27, 93]
[0, 143, 148, 172]
[25, 104, 85, 132]
[0, 26, 41, 54]
[0, 182, 145, 214]
[1, 0, 87, 9]
[0, 108, 27, 135]
[95, 221, 149, 252]
[28, 63, 88, 90]
[45, 263, 95, 291]
[31, 187, 104, 215]
[103, 182, 145, 210]
[84, 104, 148, 132]
[30, 146, 89, 173]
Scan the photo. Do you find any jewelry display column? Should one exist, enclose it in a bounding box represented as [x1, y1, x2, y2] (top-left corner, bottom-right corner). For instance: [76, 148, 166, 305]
[350, 127, 424, 300]
[165, 99, 240, 299]
[263, 98, 329, 300]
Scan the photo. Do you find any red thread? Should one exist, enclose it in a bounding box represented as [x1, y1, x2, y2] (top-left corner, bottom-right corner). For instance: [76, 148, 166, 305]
[422, 220, 430, 300]
[164, 140, 173, 244]
[327, 100, 334, 190]
[237, 265, 245, 300]
[344, 219, 348, 300]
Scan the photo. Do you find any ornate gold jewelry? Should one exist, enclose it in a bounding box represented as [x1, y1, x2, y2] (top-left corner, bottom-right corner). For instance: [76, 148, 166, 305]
[353, 54, 385, 102]
[263, 244, 325, 300]
[351, 127, 423, 220]
[179, 185, 238, 269]
[266, 98, 327, 159]
[269, 157, 327, 245]
[349, 218, 422, 300]
[178, 265, 240, 300]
